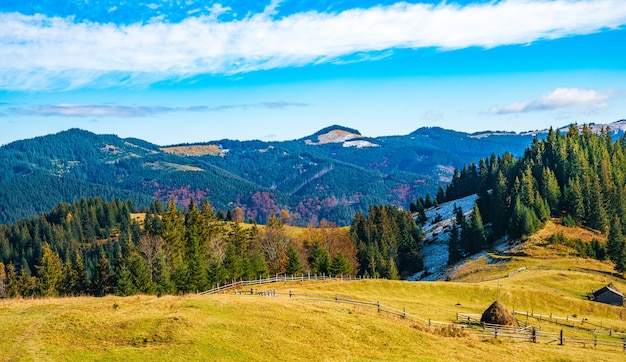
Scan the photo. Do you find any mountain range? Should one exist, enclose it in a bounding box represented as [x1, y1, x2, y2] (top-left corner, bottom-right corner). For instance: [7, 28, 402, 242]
[1, 121, 624, 225]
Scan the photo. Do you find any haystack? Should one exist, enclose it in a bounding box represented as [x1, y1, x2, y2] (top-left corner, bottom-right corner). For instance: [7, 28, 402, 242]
[480, 301, 517, 326]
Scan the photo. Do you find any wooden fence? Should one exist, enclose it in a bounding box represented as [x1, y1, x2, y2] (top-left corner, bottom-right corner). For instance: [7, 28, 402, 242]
[199, 273, 360, 295]
[513, 310, 626, 337]
[201, 277, 626, 353]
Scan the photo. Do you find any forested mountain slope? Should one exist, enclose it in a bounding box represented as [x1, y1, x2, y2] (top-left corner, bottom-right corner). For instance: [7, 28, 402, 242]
[0, 122, 604, 225]
[433, 124, 626, 273]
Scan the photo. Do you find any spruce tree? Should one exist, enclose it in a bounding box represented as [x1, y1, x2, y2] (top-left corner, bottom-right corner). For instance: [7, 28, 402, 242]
[0, 262, 5, 297]
[329, 252, 352, 276]
[36, 243, 63, 297]
[607, 216, 626, 272]
[92, 251, 112, 297]
[5, 263, 20, 298]
[447, 220, 462, 265]
[285, 245, 303, 276]
[308, 240, 330, 275]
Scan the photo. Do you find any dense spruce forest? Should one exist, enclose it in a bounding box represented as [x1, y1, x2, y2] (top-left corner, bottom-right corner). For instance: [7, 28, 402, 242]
[425, 124, 626, 271]
[0, 196, 422, 298]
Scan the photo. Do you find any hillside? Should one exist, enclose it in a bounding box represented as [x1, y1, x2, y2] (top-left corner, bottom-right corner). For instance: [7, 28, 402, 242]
[2, 276, 625, 361]
[0, 124, 537, 225]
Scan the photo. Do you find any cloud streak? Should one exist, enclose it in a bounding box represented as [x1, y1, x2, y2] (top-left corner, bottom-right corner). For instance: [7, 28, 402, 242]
[12, 102, 309, 117]
[488, 88, 619, 115]
[2, 0, 626, 90]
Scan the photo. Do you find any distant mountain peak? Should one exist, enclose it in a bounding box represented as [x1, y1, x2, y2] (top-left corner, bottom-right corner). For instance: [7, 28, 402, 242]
[304, 125, 364, 145]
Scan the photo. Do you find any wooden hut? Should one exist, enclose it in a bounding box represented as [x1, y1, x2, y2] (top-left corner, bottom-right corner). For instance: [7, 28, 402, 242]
[592, 283, 624, 306]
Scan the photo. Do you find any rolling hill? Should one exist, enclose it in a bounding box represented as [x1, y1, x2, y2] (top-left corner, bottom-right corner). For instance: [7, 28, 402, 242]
[0, 124, 542, 225]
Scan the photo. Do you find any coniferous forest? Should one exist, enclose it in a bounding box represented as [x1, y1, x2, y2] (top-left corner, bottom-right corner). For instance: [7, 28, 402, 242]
[3, 123, 626, 298]
[432, 125, 626, 271]
[0, 196, 422, 298]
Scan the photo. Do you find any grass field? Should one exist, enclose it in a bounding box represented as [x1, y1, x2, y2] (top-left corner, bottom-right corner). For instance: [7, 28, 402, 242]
[2, 220, 626, 361]
[2, 275, 626, 361]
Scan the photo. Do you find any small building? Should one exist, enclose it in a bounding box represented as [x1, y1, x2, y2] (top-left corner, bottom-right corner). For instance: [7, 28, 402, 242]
[592, 283, 624, 306]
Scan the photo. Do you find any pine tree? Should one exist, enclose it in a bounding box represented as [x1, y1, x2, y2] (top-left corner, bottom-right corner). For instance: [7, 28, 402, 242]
[387, 258, 400, 280]
[308, 240, 330, 275]
[540, 167, 561, 215]
[285, 244, 303, 276]
[607, 216, 626, 272]
[115, 265, 136, 296]
[447, 220, 462, 265]
[223, 242, 243, 280]
[153, 253, 174, 296]
[5, 263, 20, 298]
[36, 243, 63, 297]
[161, 198, 186, 270]
[565, 176, 585, 223]
[462, 204, 487, 254]
[329, 252, 352, 276]
[92, 251, 112, 297]
[0, 262, 5, 298]
[73, 252, 88, 295]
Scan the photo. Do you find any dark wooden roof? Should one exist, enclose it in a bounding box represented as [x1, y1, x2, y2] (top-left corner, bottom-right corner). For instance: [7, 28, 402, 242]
[592, 283, 624, 299]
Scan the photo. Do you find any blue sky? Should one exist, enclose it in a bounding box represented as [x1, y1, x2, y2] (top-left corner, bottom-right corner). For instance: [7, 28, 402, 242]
[1, 0, 625, 146]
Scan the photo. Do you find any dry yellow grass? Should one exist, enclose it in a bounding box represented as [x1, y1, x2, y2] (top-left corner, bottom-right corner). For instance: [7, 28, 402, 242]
[2, 279, 626, 361]
[161, 145, 224, 157]
[448, 219, 619, 282]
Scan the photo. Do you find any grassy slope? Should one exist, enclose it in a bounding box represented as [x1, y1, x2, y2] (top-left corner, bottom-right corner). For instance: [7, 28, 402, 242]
[3, 220, 626, 361]
[2, 278, 626, 361]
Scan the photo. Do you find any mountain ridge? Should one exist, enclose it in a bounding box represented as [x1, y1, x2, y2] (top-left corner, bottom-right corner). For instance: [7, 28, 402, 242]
[1, 120, 623, 225]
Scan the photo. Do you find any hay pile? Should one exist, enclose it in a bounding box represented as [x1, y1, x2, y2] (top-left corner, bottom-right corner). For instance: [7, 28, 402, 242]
[480, 301, 517, 326]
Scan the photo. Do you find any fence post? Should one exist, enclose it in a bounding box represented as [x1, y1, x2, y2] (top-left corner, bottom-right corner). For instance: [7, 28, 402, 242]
[594, 335, 597, 348]
[559, 329, 564, 346]
[531, 327, 537, 343]
[289, 290, 292, 298]
[623, 337, 625, 352]
[429, 319, 432, 327]
[335, 294, 338, 301]
[403, 307, 406, 319]
[495, 329, 498, 339]
[377, 301, 380, 313]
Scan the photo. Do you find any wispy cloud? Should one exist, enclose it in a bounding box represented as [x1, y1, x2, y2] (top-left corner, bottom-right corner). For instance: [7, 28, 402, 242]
[12, 102, 309, 117]
[1, 0, 625, 90]
[422, 110, 444, 122]
[488, 88, 620, 115]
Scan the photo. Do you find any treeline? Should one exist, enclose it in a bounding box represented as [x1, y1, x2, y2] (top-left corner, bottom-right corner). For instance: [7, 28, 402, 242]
[350, 205, 424, 278]
[0, 196, 423, 298]
[433, 124, 626, 272]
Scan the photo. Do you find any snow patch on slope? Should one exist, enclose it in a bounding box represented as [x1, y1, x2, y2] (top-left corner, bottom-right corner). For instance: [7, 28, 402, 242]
[409, 194, 479, 281]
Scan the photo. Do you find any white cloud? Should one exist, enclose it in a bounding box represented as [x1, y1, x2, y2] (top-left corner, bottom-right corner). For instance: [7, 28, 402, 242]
[1, 0, 626, 90]
[12, 102, 309, 117]
[422, 110, 443, 122]
[489, 87, 620, 115]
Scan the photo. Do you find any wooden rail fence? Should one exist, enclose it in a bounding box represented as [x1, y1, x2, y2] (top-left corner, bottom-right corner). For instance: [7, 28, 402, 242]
[201, 277, 626, 352]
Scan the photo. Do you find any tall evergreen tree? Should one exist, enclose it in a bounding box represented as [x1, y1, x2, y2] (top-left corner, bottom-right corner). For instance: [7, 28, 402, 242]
[36, 243, 63, 297]
[308, 240, 330, 275]
[607, 216, 626, 272]
[329, 252, 352, 276]
[92, 251, 112, 297]
[285, 244, 303, 276]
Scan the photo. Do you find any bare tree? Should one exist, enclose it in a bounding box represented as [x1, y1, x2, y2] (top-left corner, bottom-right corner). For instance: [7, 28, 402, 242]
[259, 225, 290, 275]
[138, 234, 162, 283]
